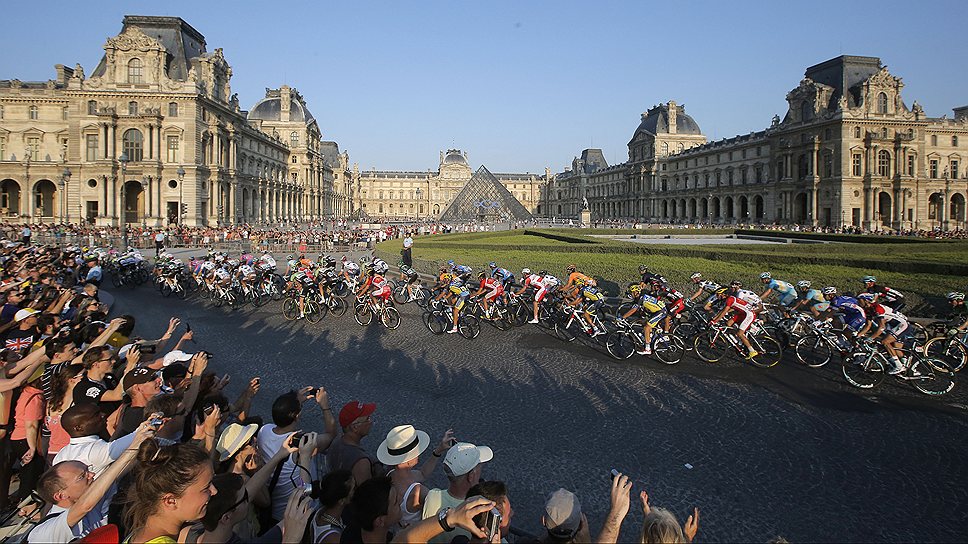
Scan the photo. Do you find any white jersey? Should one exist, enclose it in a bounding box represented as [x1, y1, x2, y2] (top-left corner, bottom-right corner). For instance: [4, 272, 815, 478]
[260, 255, 277, 268]
[541, 275, 560, 288]
[737, 289, 762, 309]
[214, 268, 230, 280]
[200, 261, 216, 272]
[239, 265, 255, 277]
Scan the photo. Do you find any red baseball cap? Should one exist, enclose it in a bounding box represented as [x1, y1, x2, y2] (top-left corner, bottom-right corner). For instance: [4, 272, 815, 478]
[339, 400, 376, 428]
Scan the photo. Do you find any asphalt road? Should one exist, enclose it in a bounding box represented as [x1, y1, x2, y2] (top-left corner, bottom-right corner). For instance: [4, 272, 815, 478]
[107, 257, 968, 543]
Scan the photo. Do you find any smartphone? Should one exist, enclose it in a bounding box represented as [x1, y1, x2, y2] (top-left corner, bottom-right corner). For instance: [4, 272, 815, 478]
[609, 468, 621, 481]
[185, 322, 192, 333]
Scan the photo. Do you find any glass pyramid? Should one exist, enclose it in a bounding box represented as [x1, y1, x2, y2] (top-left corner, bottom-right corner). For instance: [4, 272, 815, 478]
[438, 166, 534, 222]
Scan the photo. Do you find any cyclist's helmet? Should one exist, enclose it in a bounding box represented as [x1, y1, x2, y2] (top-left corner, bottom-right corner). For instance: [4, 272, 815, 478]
[715, 287, 729, 297]
[538, 270, 548, 277]
[946, 292, 965, 301]
[796, 280, 812, 289]
[359, 256, 372, 266]
[627, 284, 642, 298]
[521, 267, 531, 276]
[821, 286, 838, 296]
[566, 264, 577, 273]
[857, 293, 876, 302]
[574, 277, 586, 287]
[760, 272, 772, 280]
[638, 265, 649, 273]
[690, 272, 703, 281]
[488, 262, 497, 269]
[324, 255, 336, 267]
[861, 275, 877, 284]
[729, 280, 742, 288]
[478, 271, 486, 279]
[447, 260, 455, 267]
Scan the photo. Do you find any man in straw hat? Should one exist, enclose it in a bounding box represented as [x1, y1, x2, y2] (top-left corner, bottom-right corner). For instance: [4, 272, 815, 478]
[377, 424, 454, 528]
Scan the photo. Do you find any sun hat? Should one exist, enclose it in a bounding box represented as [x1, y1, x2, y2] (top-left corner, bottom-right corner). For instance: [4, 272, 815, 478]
[162, 349, 193, 367]
[543, 488, 582, 539]
[14, 308, 38, 323]
[443, 442, 493, 477]
[215, 423, 259, 462]
[376, 425, 430, 466]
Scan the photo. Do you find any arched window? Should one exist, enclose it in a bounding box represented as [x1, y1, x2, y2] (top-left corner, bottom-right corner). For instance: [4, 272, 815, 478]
[29, 105, 38, 120]
[801, 101, 813, 121]
[878, 150, 891, 177]
[290, 132, 299, 147]
[660, 142, 668, 156]
[127, 58, 143, 84]
[877, 92, 888, 114]
[128, 101, 138, 116]
[122, 129, 144, 162]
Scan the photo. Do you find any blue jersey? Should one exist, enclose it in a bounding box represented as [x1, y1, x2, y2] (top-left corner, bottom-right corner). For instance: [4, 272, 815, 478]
[831, 295, 865, 322]
[767, 279, 796, 295]
[492, 268, 513, 281]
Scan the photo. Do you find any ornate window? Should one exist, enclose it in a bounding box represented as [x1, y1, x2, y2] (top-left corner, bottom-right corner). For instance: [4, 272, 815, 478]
[168, 102, 178, 117]
[290, 132, 299, 147]
[128, 101, 138, 116]
[930, 159, 939, 178]
[907, 154, 915, 177]
[952, 160, 960, 180]
[660, 142, 668, 156]
[26, 137, 40, 161]
[122, 129, 144, 162]
[852, 154, 862, 176]
[877, 150, 891, 177]
[62, 107, 69, 121]
[0, 136, 6, 161]
[29, 105, 38, 120]
[0, 105, 4, 119]
[86, 135, 98, 162]
[86, 101, 96, 115]
[166, 136, 179, 163]
[877, 92, 888, 114]
[127, 58, 143, 84]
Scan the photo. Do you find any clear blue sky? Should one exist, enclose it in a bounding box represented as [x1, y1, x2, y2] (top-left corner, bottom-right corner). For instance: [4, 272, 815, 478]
[3, 1, 966, 173]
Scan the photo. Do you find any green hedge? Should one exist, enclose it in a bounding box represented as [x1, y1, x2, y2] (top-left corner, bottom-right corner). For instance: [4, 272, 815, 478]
[733, 229, 934, 244]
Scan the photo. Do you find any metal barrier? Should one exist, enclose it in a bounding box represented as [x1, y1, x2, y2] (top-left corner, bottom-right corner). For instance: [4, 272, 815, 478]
[26, 233, 374, 257]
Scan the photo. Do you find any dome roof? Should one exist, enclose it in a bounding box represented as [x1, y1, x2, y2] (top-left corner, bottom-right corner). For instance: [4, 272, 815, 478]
[634, 102, 702, 137]
[443, 149, 468, 166]
[247, 96, 315, 123]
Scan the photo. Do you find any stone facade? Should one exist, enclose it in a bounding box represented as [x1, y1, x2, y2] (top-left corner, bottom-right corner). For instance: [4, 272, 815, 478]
[357, 149, 550, 220]
[543, 56, 968, 231]
[0, 16, 343, 226]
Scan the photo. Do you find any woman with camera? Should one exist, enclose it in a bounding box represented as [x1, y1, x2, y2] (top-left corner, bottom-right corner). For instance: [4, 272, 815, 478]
[378, 425, 455, 528]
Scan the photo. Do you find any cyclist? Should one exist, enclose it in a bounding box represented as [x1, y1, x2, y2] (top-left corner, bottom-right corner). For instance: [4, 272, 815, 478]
[237, 260, 257, 293]
[824, 286, 866, 333]
[759, 272, 798, 308]
[945, 292, 968, 337]
[655, 280, 686, 335]
[620, 284, 667, 356]
[471, 271, 504, 318]
[709, 287, 759, 359]
[793, 280, 830, 318]
[856, 292, 911, 375]
[398, 265, 422, 302]
[567, 277, 606, 336]
[563, 264, 595, 296]
[363, 260, 392, 312]
[259, 250, 277, 270]
[489, 262, 515, 289]
[861, 276, 906, 312]
[638, 265, 666, 290]
[445, 270, 471, 334]
[290, 267, 316, 319]
[515, 268, 558, 324]
[689, 272, 721, 305]
[729, 281, 763, 311]
[341, 259, 361, 287]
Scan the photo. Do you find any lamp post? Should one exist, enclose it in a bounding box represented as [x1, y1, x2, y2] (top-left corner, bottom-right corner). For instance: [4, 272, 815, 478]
[119, 152, 129, 248]
[60, 167, 71, 224]
[177, 167, 186, 225]
[140, 174, 150, 228]
[943, 167, 950, 231]
[414, 187, 422, 220]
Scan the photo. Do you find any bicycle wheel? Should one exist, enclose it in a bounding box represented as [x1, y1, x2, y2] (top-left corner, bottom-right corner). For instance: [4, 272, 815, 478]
[910, 322, 930, 347]
[329, 296, 348, 317]
[842, 355, 885, 389]
[672, 321, 699, 346]
[160, 283, 173, 298]
[392, 285, 409, 305]
[605, 330, 635, 360]
[510, 302, 530, 326]
[459, 314, 481, 339]
[652, 333, 685, 365]
[381, 306, 402, 330]
[923, 337, 966, 372]
[212, 291, 225, 308]
[748, 334, 783, 368]
[282, 299, 299, 321]
[415, 288, 432, 309]
[492, 312, 512, 331]
[424, 311, 447, 334]
[251, 289, 268, 307]
[795, 333, 832, 368]
[111, 272, 123, 288]
[554, 315, 580, 342]
[694, 330, 728, 363]
[306, 300, 324, 324]
[909, 358, 955, 396]
[354, 303, 373, 326]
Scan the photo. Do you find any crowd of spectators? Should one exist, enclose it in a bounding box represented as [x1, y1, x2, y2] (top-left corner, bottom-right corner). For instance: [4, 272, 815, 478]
[0, 239, 704, 543]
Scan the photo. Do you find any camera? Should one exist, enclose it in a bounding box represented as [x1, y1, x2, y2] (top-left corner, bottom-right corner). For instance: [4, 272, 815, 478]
[476, 507, 502, 540]
[609, 468, 621, 481]
[135, 341, 158, 355]
[149, 418, 164, 429]
[291, 431, 305, 444]
[306, 387, 318, 397]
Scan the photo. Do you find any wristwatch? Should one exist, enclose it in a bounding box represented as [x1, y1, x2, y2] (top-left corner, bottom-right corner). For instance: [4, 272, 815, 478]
[437, 507, 453, 531]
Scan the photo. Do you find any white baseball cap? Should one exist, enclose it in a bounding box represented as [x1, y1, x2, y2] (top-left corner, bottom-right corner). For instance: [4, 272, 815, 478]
[162, 350, 193, 367]
[443, 442, 493, 477]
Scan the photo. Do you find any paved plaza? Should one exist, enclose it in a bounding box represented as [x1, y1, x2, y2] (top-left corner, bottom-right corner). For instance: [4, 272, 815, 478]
[109, 271, 968, 543]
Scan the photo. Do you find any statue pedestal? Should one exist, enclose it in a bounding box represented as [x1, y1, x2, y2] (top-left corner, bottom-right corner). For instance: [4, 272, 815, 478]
[579, 210, 591, 226]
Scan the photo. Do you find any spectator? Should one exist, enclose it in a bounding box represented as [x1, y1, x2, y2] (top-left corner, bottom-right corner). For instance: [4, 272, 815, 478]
[123, 439, 215, 543]
[596, 472, 699, 544]
[7, 369, 45, 506]
[28, 420, 154, 543]
[154, 231, 166, 258]
[83, 257, 102, 287]
[328, 399, 378, 486]
[420, 441, 493, 543]
[44, 363, 83, 463]
[53, 403, 138, 476]
[466, 480, 513, 542]
[377, 424, 453, 527]
[257, 387, 335, 523]
[305, 469, 354, 543]
[72, 341, 133, 407]
[0, 290, 27, 325]
[4, 308, 41, 354]
[541, 488, 589, 543]
[21, 225, 31, 246]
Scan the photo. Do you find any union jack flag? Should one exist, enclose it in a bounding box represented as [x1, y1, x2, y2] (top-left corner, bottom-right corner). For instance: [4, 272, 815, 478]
[6, 337, 32, 351]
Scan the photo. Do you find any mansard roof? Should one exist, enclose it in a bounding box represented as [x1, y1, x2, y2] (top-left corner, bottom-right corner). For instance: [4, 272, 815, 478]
[91, 16, 207, 82]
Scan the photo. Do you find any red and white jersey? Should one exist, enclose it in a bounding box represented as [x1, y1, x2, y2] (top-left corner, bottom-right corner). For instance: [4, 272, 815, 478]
[480, 277, 500, 290]
[871, 302, 907, 323]
[725, 295, 753, 312]
[736, 289, 762, 309]
[371, 275, 388, 289]
[524, 274, 543, 288]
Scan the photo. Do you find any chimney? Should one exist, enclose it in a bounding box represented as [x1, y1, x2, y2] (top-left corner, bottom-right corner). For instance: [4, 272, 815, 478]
[667, 100, 677, 134]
